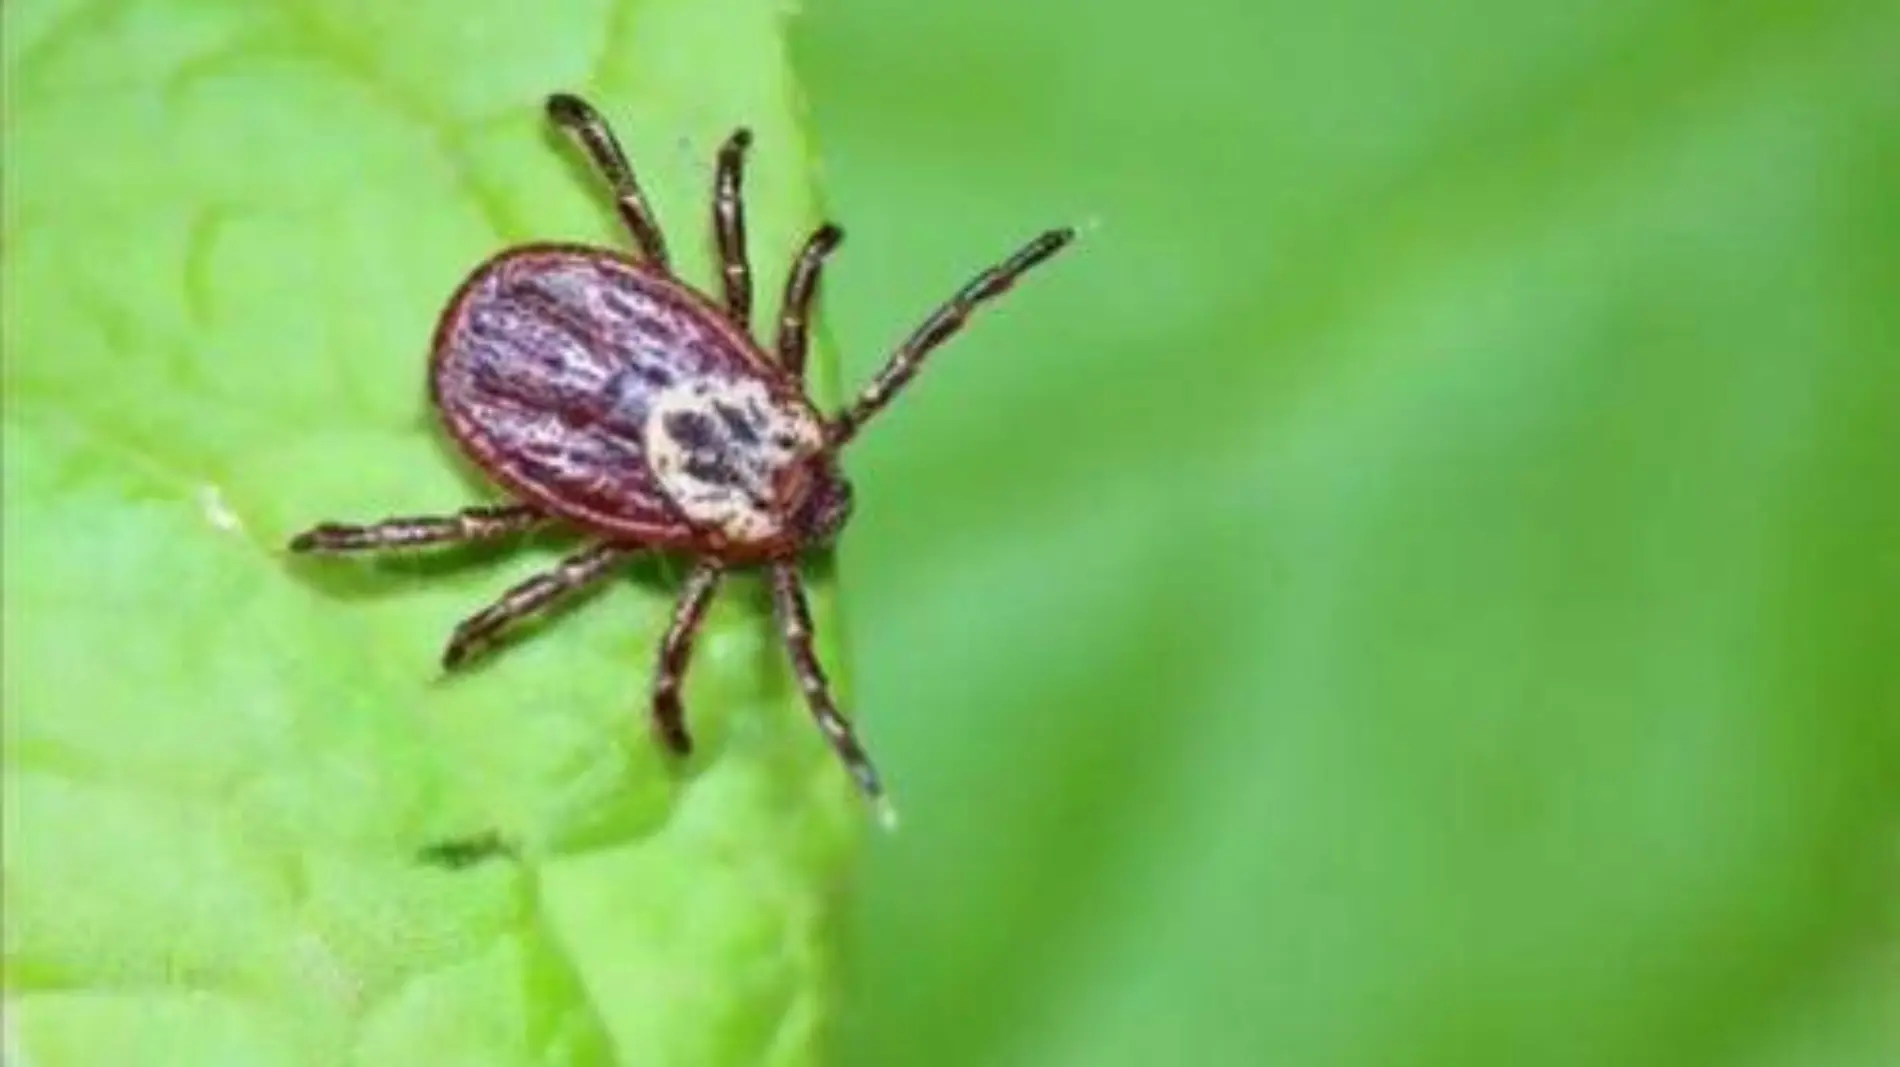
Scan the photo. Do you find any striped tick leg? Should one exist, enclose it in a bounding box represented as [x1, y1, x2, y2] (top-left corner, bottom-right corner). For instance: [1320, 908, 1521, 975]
[441, 542, 634, 670]
[546, 93, 671, 270]
[711, 128, 754, 329]
[649, 561, 725, 755]
[770, 562, 885, 805]
[828, 227, 1074, 445]
[776, 224, 844, 380]
[288, 503, 546, 553]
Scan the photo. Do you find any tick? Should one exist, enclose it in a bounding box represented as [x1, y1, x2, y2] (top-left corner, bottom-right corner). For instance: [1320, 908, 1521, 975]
[288, 93, 1073, 813]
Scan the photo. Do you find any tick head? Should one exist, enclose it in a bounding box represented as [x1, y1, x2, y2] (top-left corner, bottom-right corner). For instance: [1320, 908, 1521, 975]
[784, 456, 854, 548]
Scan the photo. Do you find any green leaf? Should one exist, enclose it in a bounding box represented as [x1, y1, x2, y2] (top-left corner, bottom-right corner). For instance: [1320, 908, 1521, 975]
[795, 2, 1900, 1067]
[4, 2, 859, 1065]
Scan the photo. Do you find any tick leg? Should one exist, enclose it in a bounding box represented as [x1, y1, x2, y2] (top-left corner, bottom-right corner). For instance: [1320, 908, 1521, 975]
[649, 561, 724, 755]
[776, 224, 844, 380]
[546, 93, 671, 270]
[442, 542, 632, 670]
[712, 129, 754, 330]
[828, 227, 1075, 446]
[288, 503, 545, 554]
[770, 562, 884, 801]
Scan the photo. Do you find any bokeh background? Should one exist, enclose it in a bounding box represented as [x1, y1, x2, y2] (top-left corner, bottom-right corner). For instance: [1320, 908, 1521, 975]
[796, 2, 1900, 1066]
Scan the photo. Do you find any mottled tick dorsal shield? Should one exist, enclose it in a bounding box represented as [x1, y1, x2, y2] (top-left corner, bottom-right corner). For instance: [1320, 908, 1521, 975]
[289, 92, 1074, 818]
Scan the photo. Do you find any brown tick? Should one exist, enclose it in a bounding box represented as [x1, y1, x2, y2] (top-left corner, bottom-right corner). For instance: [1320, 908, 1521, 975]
[288, 94, 1073, 813]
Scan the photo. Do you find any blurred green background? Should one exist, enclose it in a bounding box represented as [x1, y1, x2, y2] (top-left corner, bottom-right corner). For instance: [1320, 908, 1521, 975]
[796, 2, 1900, 1066]
[5, 0, 1898, 1065]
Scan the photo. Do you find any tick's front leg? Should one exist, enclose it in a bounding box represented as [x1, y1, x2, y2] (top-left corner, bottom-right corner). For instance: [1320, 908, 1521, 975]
[770, 561, 885, 805]
[829, 227, 1074, 445]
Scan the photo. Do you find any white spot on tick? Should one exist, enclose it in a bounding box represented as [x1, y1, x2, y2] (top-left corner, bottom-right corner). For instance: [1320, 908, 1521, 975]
[643, 376, 823, 544]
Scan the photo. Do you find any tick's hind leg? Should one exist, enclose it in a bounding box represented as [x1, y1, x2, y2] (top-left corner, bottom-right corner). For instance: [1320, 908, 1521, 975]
[770, 562, 885, 804]
[546, 93, 671, 270]
[711, 129, 754, 329]
[649, 561, 724, 755]
[442, 542, 633, 669]
[288, 503, 545, 553]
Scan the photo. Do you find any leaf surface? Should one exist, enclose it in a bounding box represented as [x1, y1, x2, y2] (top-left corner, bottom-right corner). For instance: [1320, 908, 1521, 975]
[4, 2, 858, 1065]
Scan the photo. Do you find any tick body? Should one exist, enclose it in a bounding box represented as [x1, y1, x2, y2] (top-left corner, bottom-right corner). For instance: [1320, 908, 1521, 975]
[290, 93, 1073, 810]
[433, 244, 835, 560]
